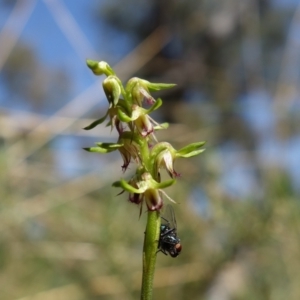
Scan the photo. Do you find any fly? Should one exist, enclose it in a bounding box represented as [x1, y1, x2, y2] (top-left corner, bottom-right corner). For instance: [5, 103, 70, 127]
[158, 204, 182, 257]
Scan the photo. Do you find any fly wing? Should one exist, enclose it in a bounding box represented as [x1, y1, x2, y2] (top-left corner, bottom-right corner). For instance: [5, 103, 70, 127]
[162, 204, 177, 231]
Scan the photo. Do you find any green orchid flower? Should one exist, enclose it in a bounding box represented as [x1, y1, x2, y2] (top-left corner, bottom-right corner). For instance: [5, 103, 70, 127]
[113, 172, 176, 211]
[151, 141, 206, 178]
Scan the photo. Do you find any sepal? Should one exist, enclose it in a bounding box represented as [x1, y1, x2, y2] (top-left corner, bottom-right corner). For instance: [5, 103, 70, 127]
[176, 141, 206, 158]
[83, 142, 123, 153]
[83, 112, 108, 130]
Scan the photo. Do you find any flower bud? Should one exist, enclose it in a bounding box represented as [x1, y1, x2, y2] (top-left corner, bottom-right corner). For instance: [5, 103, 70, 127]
[103, 76, 121, 107]
[86, 60, 115, 76]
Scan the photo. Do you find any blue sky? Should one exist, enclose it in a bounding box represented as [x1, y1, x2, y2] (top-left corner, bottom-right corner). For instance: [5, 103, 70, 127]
[1, 0, 300, 197]
[1, 0, 300, 110]
[0, 0, 136, 111]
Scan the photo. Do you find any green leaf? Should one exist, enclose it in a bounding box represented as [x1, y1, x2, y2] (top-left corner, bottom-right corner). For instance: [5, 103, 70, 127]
[83, 113, 108, 130]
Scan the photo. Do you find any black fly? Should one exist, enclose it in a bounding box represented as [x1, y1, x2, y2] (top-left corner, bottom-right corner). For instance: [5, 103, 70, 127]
[158, 204, 182, 257]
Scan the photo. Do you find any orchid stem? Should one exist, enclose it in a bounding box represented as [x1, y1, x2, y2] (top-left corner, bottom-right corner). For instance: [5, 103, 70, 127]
[141, 210, 161, 300]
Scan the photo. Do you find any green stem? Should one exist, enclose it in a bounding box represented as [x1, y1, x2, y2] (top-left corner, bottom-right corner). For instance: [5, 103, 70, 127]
[141, 210, 161, 300]
[139, 138, 151, 172]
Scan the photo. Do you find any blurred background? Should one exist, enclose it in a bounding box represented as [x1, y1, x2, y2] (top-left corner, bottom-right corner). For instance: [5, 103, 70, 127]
[1, 0, 300, 299]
